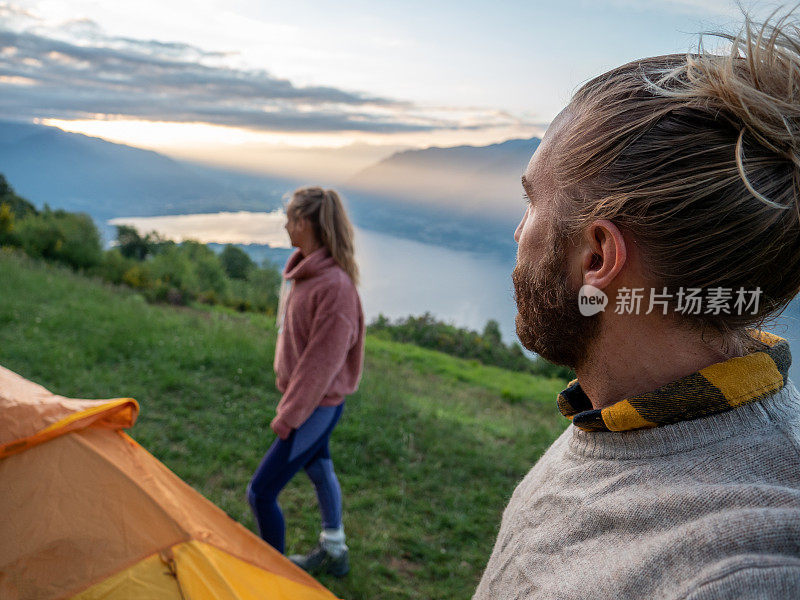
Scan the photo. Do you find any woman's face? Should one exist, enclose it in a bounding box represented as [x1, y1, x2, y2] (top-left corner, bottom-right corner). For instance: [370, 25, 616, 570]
[285, 205, 313, 249]
[285, 209, 302, 248]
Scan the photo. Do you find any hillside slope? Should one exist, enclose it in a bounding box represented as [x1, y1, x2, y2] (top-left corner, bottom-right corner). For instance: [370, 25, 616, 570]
[0, 251, 567, 600]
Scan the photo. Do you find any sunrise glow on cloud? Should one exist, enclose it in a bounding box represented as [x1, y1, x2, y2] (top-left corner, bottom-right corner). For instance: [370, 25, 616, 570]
[0, 0, 767, 179]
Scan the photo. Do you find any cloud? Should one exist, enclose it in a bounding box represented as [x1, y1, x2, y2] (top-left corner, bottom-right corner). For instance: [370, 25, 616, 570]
[0, 9, 530, 135]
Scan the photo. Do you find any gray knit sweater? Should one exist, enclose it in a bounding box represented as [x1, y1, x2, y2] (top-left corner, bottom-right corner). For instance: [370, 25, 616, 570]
[474, 382, 800, 599]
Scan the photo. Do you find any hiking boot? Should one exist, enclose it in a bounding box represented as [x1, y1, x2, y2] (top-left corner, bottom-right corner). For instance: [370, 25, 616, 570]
[289, 543, 350, 577]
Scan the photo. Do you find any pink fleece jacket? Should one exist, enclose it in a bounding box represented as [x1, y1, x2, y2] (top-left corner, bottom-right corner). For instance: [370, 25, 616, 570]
[271, 247, 365, 438]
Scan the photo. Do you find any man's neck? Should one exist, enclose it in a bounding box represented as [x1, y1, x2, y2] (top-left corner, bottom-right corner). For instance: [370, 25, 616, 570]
[576, 320, 743, 410]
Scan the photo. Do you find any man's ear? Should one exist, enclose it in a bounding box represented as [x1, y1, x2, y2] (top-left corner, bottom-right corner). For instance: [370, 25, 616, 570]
[580, 220, 627, 289]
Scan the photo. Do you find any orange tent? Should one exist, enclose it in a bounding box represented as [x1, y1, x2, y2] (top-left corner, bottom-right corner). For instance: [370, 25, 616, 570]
[0, 365, 338, 600]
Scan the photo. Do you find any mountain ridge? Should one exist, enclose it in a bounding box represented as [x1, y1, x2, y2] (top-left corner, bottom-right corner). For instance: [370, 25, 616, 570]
[343, 135, 541, 257]
[0, 120, 539, 256]
[0, 120, 290, 238]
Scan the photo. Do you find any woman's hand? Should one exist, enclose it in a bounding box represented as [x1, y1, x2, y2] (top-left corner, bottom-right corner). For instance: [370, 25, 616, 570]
[270, 415, 293, 440]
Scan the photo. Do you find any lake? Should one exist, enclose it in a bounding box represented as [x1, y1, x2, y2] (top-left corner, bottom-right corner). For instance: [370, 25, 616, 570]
[109, 211, 521, 345]
[110, 211, 800, 384]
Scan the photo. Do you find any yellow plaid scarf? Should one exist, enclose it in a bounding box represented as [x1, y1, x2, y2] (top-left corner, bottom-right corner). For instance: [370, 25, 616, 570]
[557, 330, 792, 432]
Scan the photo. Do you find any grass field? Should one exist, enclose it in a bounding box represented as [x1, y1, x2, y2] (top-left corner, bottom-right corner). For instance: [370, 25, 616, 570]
[0, 250, 568, 600]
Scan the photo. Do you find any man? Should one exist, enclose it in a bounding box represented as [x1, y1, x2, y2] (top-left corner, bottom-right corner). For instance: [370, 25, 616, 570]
[475, 14, 800, 600]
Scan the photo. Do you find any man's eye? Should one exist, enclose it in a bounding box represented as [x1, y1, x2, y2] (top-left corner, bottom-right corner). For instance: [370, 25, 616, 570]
[522, 193, 532, 205]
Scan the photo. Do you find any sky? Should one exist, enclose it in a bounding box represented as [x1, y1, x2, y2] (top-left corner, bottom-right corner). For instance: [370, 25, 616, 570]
[0, 0, 786, 181]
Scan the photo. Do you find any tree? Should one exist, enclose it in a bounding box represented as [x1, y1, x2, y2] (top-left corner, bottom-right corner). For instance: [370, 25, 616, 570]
[482, 319, 503, 345]
[116, 225, 151, 261]
[220, 244, 255, 280]
[0, 174, 38, 218]
[0, 174, 12, 197]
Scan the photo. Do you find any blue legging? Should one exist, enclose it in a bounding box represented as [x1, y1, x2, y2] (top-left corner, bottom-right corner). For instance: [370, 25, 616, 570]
[247, 404, 344, 553]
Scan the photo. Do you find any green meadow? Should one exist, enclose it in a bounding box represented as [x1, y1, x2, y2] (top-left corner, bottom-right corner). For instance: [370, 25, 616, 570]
[0, 250, 568, 600]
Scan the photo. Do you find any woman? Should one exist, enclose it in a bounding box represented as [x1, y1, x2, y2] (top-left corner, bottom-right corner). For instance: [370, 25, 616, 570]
[247, 186, 365, 577]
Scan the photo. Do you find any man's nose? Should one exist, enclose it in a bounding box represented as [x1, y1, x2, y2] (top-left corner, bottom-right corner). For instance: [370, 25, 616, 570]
[514, 213, 526, 243]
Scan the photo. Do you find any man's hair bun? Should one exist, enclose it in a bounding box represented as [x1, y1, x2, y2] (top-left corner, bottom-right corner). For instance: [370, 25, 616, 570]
[649, 11, 800, 214]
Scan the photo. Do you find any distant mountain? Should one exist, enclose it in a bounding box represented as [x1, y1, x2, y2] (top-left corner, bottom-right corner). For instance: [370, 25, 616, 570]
[0, 120, 540, 256]
[0, 120, 293, 238]
[343, 137, 540, 257]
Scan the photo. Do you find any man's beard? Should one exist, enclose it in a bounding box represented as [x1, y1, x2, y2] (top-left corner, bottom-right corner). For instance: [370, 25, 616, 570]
[512, 238, 600, 370]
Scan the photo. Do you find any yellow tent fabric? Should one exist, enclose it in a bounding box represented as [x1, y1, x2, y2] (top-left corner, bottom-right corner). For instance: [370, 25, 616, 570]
[0, 365, 339, 600]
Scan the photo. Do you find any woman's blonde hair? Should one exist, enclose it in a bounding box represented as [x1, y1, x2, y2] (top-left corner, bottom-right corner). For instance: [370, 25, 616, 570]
[288, 186, 359, 286]
[552, 10, 800, 348]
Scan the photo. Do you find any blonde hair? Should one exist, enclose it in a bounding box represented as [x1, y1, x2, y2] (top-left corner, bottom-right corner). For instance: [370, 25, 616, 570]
[552, 11, 800, 347]
[288, 186, 359, 286]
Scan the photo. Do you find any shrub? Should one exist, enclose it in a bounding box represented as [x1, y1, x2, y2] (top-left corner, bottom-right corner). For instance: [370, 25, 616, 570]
[14, 208, 102, 270]
[4, 197, 284, 316]
[122, 265, 151, 290]
[528, 357, 574, 380]
[111, 236, 281, 314]
[0, 203, 14, 246]
[239, 265, 282, 314]
[368, 312, 574, 378]
[96, 249, 137, 284]
[147, 246, 200, 299]
[195, 254, 229, 297]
